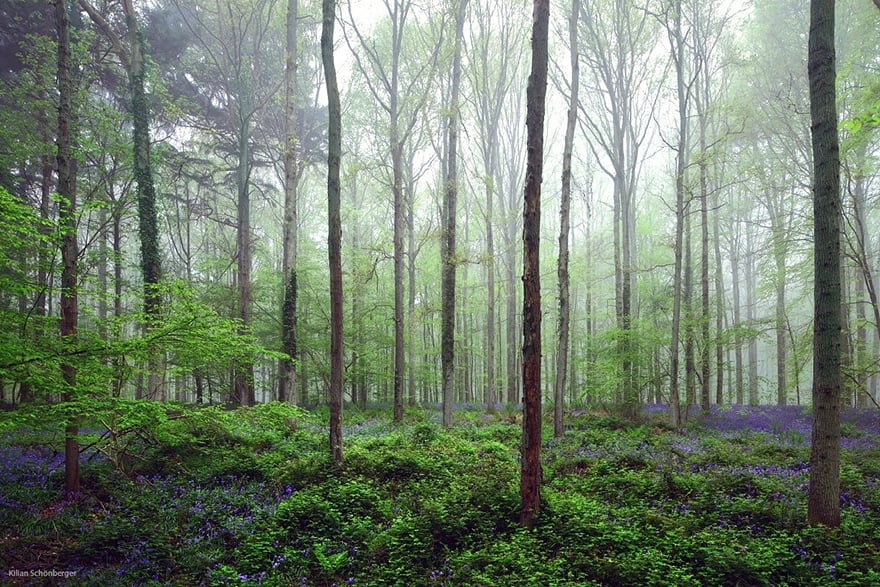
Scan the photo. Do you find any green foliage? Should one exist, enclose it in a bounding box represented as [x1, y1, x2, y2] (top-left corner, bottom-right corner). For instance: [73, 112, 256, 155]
[2, 405, 879, 585]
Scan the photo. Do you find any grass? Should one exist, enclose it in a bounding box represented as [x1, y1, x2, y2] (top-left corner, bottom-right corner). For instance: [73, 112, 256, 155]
[0, 402, 878, 585]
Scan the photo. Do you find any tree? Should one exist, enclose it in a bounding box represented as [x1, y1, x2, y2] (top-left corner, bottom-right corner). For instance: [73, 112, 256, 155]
[521, 0, 549, 530]
[279, 0, 299, 405]
[322, 0, 344, 465]
[664, 0, 693, 427]
[78, 0, 164, 400]
[807, 0, 841, 528]
[441, 0, 467, 428]
[56, 0, 80, 495]
[555, 0, 580, 438]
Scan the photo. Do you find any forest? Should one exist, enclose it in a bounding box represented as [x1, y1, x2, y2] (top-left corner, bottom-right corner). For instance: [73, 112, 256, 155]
[0, 0, 879, 584]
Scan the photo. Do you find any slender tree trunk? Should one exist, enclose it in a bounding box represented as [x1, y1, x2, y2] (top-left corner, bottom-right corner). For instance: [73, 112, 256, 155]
[852, 155, 868, 407]
[234, 108, 255, 406]
[807, 0, 841, 528]
[730, 221, 744, 404]
[840, 254, 852, 407]
[485, 179, 496, 412]
[520, 0, 549, 530]
[555, 0, 579, 437]
[441, 0, 467, 428]
[392, 111, 405, 424]
[745, 224, 759, 405]
[280, 0, 299, 405]
[668, 0, 688, 427]
[407, 177, 417, 406]
[56, 0, 79, 495]
[685, 210, 696, 407]
[772, 224, 787, 406]
[506, 258, 518, 405]
[322, 0, 344, 465]
[713, 183, 724, 405]
[699, 128, 711, 413]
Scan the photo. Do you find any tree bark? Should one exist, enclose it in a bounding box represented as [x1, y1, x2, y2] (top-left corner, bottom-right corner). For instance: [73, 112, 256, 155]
[668, 0, 688, 427]
[389, 3, 405, 424]
[322, 0, 344, 466]
[807, 0, 841, 528]
[234, 98, 255, 406]
[56, 0, 79, 495]
[745, 221, 759, 405]
[521, 0, 549, 530]
[279, 0, 299, 405]
[124, 0, 164, 401]
[730, 216, 744, 404]
[699, 120, 710, 413]
[441, 0, 467, 428]
[555, 0, 579, 438]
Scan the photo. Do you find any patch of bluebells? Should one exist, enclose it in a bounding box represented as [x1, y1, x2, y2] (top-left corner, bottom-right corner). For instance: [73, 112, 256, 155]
[62, 472, 288, 583]
[791, 543, 845, 581]
[0, 443, 98, 524]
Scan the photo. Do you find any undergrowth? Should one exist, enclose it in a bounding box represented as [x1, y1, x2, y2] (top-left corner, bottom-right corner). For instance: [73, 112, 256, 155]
[0, 402, 878, 585]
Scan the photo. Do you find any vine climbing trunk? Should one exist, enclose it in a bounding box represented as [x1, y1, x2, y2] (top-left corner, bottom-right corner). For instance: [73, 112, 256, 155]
[124, 0, 163, 401]
[280, 0, 299, 405]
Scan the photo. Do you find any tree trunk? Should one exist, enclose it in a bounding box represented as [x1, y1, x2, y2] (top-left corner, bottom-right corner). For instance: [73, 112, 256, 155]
[668, 0, 688, 427]
[521, 0, 548, 530]
[713, 183, 724, 405]
[322, 0, 344, 465]
[441, 0, 467, 428]
[391, 88, 405, 424]
[730, 215, 744, 404]
[807, 0, 841, 528]
[772, 216, 787, 406]
[852, 149, 868, 407]
[234, 106, 255, 406]
[56, 0, 79, 495]
[407, 170, 417, 407]
[685, 209, 696, 408]
[745, 222, 759, 405]
[555, 0, 579, 437]
[279, 0, 299, 405]
[699, 124, 711, 413]
[122, 0, 163, 401]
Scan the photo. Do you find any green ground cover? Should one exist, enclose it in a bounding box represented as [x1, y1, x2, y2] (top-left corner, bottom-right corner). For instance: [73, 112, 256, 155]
[1, 402, 878, 586]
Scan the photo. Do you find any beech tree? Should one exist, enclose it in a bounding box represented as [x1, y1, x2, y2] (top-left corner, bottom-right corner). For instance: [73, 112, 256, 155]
[441, 0, 467, 428]
[807, 0, 841, 528]
[322, 0, 344, 465]
[279, 0, 299, 405]
[555, 0, 580, 437]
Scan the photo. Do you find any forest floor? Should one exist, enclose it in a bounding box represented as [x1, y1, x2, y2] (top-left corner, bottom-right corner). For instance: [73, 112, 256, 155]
[0, 401, 878, 586]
